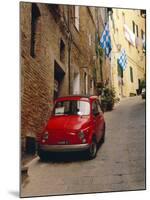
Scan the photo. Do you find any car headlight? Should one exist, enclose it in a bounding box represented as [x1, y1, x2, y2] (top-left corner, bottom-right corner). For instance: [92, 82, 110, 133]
[78, 130, 85, 139]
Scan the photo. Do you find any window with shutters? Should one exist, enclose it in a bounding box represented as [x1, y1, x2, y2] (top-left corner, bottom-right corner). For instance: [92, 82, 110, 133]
[130, 67, 134, 83]
[60, 39, 65, 63]
[132, 21, 135, 34]
[136, 24, 139, 37]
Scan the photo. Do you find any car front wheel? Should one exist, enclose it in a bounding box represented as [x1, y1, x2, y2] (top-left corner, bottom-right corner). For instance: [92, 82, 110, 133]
[87, 138, 97, 159]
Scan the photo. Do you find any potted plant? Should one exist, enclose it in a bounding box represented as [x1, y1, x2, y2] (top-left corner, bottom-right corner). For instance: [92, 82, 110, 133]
[101, 87, 116, 111]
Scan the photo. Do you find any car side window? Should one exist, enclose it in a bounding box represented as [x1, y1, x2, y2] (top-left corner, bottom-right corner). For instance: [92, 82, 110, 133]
[92, 101, 99, 115]
[96, 100, 102, 113]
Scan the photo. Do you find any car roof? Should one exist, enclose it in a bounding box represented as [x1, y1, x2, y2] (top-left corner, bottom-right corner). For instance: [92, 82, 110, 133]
[55, 95, 98, 101]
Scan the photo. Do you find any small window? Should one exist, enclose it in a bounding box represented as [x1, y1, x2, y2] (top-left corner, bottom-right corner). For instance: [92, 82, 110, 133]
[130, 67, 134, 83]
[89, 34, 92, 46]
[140, 10, 146, 18]
[60, 39, 65, 63]
[141, 30, 145, 52]
[90, 79, 93, 88]
[136, 24, 139, 37]
[117, 60, 123, 78]
[132, 21, 135, 34]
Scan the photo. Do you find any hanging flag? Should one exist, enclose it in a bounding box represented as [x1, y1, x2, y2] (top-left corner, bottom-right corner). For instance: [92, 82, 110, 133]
[118, 49, 127, 71]
[100, 23, 112, 57]
[124, 24, 136, 46]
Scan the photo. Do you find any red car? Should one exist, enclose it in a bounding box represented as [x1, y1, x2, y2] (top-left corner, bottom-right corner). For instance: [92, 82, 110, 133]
[37, 95, 105, 160]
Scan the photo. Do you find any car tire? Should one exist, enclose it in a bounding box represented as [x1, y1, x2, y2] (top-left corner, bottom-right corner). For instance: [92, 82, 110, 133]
[87, 138, 97, 160]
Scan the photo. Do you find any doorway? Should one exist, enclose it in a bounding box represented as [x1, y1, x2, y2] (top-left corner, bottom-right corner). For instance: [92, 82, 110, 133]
[54, 61, 65, 100]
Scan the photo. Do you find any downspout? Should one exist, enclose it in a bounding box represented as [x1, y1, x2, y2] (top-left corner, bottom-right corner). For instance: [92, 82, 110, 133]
[97, 8, 103, 82]
[67, 6, 71, 95]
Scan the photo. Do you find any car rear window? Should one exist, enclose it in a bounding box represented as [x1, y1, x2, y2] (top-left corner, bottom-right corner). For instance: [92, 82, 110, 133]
[53, 100, 90, 116]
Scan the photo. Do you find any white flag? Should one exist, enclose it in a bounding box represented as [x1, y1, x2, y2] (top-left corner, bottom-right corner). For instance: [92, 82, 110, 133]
[124, 24, 136, 46]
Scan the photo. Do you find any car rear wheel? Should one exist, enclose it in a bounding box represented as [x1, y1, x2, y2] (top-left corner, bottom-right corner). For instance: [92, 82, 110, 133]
[87, 138, 97, 159]
[101, 124, 105, 143]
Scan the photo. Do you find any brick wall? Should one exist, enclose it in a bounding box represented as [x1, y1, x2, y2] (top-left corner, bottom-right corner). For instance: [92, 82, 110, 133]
[20, 3, 69, 154]
[20, 2, 110, 154]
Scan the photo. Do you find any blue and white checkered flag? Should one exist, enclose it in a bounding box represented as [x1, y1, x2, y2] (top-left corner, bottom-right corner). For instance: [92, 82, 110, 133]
[118, 49, 127, 70]
[100, 23, 112, 57]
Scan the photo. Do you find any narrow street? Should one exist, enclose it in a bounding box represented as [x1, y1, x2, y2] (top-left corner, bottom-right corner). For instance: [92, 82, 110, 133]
[21, 96, 145, 197]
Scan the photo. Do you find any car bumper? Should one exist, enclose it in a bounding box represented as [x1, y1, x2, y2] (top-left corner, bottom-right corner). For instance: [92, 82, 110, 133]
[38, 143, 90, 152]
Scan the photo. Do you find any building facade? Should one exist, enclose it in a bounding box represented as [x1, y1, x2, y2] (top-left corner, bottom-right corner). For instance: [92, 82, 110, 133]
[20, 2, 109, 154]
[109, 9, 146, 98]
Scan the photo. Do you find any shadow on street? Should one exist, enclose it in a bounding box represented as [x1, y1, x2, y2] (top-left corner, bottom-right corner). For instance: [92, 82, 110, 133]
[37, 142, 104, 164]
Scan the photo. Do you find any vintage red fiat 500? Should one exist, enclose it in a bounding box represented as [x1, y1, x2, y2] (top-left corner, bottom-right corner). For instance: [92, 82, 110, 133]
[37, 95, 105, 160]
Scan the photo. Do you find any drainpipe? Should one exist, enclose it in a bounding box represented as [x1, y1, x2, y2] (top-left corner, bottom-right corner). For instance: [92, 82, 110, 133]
[67, 6, 71, 95]
[99, 56, 103, 83]
[97, 8, 103, 83]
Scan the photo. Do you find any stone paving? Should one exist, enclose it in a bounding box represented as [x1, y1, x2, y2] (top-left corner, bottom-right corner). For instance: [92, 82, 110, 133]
[21, 96, 146, 197]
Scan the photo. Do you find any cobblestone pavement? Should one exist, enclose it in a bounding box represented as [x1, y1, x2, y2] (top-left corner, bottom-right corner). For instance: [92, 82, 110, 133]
[21, 96, 146, 197]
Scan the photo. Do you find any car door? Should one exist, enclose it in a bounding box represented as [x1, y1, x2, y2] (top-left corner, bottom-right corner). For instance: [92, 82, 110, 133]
[96, 100, 105, 141]
[92, 100, 101, 143]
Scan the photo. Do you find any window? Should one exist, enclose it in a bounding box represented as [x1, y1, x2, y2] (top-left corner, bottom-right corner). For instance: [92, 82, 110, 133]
[92, 101, 98, 115]
[54, 100, 90, 116]
[117, 60, 123, 78]
[130, 67, 134, 83]
[74, 6, 80, 31]
[141, 29, 144, 40]
[92, 100, 102, 115]
[140, 10, 146, 18]
[136, 24, 139, 37]
[89, 34, 92, 46]
[84, 72, 88, 95]
[60, 39, 65, 63]
[141, 30, 145, 52]
[90, 79, 93, 88]
[30, 3, 41, 58]
[132, 21, 139, 37]
[132, 21, 135, 34]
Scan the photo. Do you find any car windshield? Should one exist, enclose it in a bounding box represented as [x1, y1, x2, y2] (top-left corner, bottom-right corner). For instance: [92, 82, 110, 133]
[53, 100, 90, 116]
